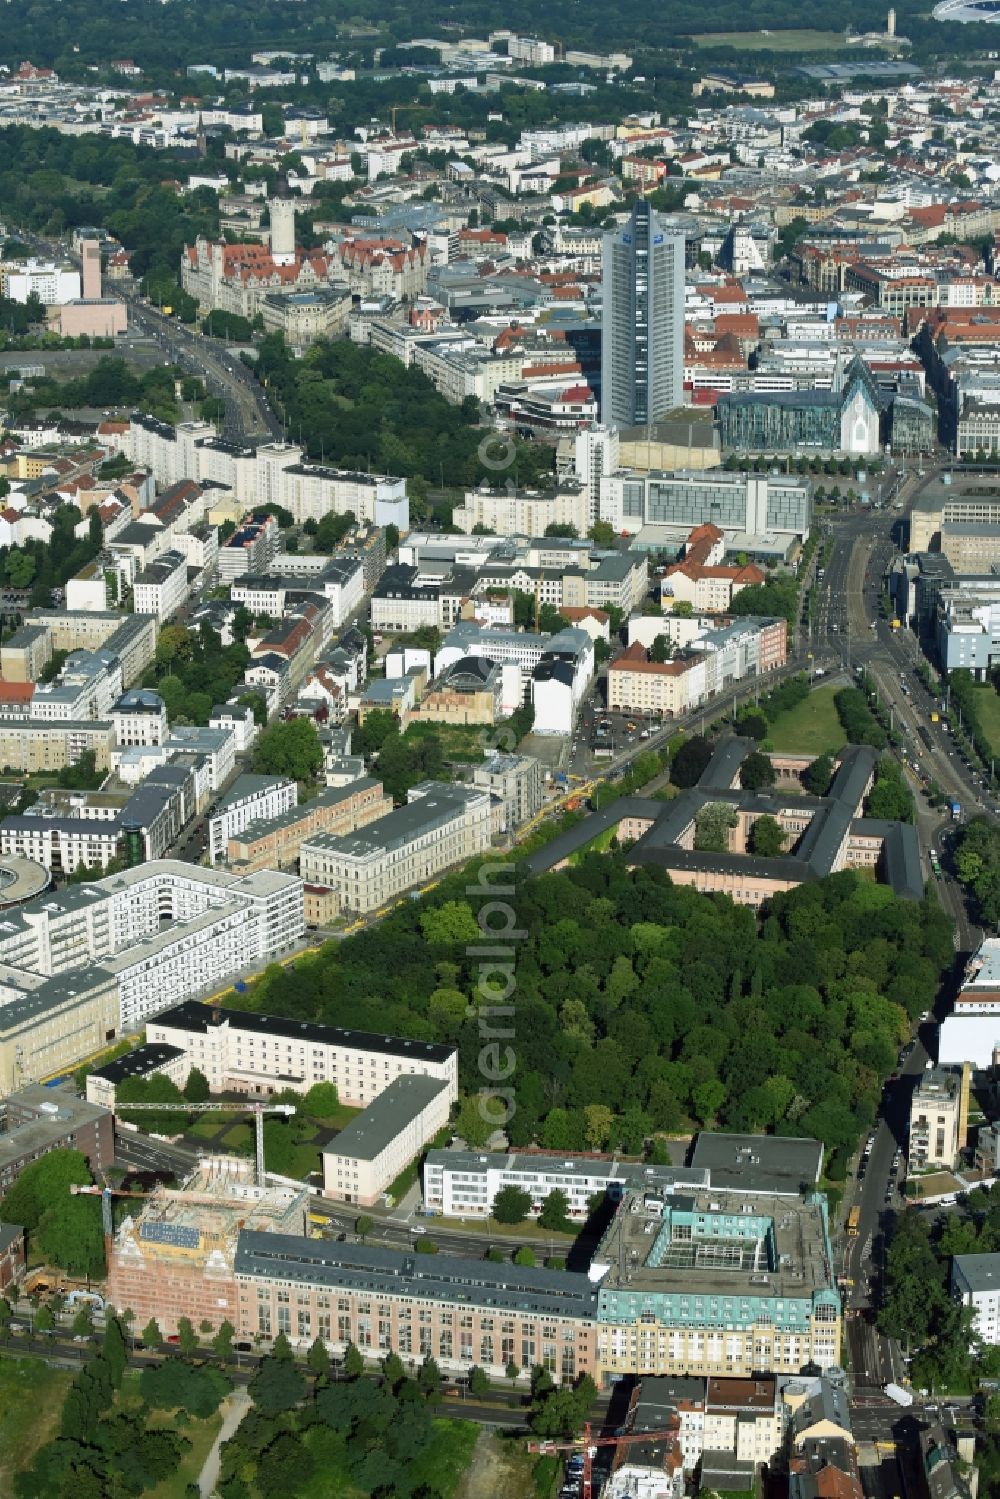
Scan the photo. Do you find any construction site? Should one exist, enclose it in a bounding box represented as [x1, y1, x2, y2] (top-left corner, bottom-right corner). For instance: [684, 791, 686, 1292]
[105, 1154, 308, 1336]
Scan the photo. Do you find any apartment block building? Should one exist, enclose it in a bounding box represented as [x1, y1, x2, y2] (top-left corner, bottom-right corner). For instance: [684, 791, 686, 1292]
[608, 618, 787, 718]
[234, 1231, 599, 1381]
[471, 752, 544, 833]
[110, 689, 168, 748]
[145, 999, 457, 1108]
[106, 417, 409, 532]
[703, 1376, 783, 1469]
[30, 649, 122, 722]
[0, 717, 115, 774]
[299, 781, 493, 918]
[4, 611, 157, 689]
[132, 549, 189, 623]
[218, 511, 280, 583]
[208, 773, 297, 865]
[0, 624, 53, 683]
[452, 484, 590, 539]
[0, 861, 303, 1061]
[908, 1064, 967, 1170]
[322, 1074, 452, 1205]
[223, 778, 392, 873]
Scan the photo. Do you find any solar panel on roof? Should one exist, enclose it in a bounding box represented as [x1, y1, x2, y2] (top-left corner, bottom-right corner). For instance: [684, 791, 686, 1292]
[140, 1220, 199, 1249]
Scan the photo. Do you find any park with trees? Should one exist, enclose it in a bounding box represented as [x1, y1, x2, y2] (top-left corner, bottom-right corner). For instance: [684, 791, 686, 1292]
[212, 1337, 479, 1498]
[13, 1314, 232, 1497]
[252, 336, 554, 498]
[236, 850, 953, 1178]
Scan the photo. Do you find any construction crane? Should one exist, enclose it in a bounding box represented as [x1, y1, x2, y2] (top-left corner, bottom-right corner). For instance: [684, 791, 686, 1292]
[111, 1100, 295, 1189]
[528, 1419, 680, 1499]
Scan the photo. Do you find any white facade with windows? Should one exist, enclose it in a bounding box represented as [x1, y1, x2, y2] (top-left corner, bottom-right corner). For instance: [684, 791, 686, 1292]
[0, 860, 304, 1034]
[953, 1254, 1000, 1344]
[147, 1000, 458, 1107]
[133, 550, 190, 625]
[451, 484, 589, 538]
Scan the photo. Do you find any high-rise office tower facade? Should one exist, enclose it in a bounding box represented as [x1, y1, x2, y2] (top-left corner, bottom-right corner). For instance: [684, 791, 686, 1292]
[601, 198, 685, 428]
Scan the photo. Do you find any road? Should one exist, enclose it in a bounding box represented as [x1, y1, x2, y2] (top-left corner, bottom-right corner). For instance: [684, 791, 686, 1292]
[0, 1328, 544, 1429]
[807, 487, 990, 1406]
[121, 290, 282, 445]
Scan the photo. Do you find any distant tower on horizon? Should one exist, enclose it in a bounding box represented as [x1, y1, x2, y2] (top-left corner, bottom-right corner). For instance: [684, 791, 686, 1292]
[269, 197, 297, 266]
[887, 7, 897, 36]
[81, 239, 101, 300]
[601, 197, 685, 428]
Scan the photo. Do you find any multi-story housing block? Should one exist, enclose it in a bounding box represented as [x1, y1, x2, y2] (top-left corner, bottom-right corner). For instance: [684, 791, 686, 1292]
[146, 999, 457, 1108]
[953, 1254, 1000, 1345]
[0, 861, 303, 1065]
[207, 774, 297, 865]
[471, 752, 544, 832]
[452, 484, 590, 538]
[299, 781, 493, 917]
[223, 779, 392, 873]
[133, 548, 189, 623]
[908, 1065, 966, 1170]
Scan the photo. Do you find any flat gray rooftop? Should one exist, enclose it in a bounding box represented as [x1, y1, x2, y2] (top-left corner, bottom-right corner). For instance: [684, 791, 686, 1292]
[689, 1133, 823, 1195]
[236, 1229, 600, 1318]
[324, 1074, 449, 1161]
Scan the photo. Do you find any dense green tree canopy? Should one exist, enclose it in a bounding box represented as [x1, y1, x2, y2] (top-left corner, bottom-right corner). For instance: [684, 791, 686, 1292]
[235, 852, 952, 1166]
[251, 717, 323, 782]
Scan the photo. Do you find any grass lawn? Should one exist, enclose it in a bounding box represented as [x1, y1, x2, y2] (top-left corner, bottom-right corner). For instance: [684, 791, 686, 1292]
[315, 1103, 363, 1132]
[969, 686, 1000, 758]
[767, 684, 846, 756]
[146, 1408, 225, 1499]
[0, 1355, 74, 1491]
[407, 721, 488, 763]
[691, 27, 847, 49]
[119, 1369, 226, 1499]
[430, 1212, 576, 1244]
[220, 1121, 253, 1149]
[188, 1116, 226, 1141]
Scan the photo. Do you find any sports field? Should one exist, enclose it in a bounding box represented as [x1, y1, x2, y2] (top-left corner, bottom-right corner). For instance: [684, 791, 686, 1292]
[691, 28, 847, 50]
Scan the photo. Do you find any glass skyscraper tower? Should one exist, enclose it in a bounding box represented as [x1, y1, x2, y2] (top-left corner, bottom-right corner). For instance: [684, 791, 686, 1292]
[601, 198, 685, 428]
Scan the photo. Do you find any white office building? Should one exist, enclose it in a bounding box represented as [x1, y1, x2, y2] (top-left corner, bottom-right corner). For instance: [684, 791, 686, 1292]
[2, 260, 81, 305]
[423, 1149, 708, 1220]
[600, 469, 813, 546]
[146, 999, 458, 1107]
